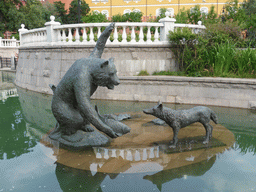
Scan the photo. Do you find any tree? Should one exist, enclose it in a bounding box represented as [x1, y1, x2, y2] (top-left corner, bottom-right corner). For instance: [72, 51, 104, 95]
[223, 0, 246, 25]
[19, 0, 52, 29]
[67, 0, 90, 24]
[175, 8, 188, 24]
[53, 1, 68, 24]
[0, 0, 24, 34]
[111, 11, 143, 22]
[187, 5, 204, 24]
[204, 6, 219, 25]
[82, 11, 108, 23]
[123, 11, 143, 22]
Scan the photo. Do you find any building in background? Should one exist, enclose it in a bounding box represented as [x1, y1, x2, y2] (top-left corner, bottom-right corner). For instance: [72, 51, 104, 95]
[43, 0, 244, 20]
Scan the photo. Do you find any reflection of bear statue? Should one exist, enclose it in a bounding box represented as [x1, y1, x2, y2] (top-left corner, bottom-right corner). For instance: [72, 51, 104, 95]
[48, 23, 131, 148]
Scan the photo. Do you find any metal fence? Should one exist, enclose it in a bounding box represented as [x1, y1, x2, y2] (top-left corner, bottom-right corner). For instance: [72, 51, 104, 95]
[0, 57, 18, 69]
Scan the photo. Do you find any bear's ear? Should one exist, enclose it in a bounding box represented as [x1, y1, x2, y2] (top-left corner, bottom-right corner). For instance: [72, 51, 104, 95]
[101, 60, 109, 68]
[108, 57, 114, 63]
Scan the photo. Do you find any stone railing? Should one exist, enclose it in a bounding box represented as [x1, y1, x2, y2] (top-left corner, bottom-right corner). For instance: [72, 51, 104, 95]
[18, 14, 206, 47]
[0, 37, 20, 47]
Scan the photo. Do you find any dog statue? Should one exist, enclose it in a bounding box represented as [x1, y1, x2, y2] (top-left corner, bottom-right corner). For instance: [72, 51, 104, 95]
[143, 102, 218, 148]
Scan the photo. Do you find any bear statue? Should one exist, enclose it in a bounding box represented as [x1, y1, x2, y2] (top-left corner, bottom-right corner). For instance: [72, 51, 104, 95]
[48, 23, 131, 148]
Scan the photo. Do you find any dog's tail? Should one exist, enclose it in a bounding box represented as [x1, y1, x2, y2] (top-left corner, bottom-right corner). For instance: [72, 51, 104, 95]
[210, 111, 218, 124]
[49, 84, 56, 94]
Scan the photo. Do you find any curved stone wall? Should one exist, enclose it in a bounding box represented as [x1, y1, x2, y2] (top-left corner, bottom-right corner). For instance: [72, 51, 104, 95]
[91, 76, 256, 109]
[15, 44, 176, 93]
[15, 45, 256, 109]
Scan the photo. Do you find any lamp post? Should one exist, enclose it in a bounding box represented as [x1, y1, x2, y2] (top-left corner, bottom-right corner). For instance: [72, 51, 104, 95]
[221, 6, 225, 23]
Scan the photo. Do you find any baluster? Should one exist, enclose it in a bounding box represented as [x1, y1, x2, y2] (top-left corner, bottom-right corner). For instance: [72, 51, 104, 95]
[97, 26, 101, 40]
[39, 32, 41, 42]
[42, 32, 44, 42]
[43, 31, 46, 42]
[147, 26, 152, 43]
[61, 29, 66, 43]
[154, 26, 159, 42]
[106, 35, 111, 44]
[58, 29, 62, 43]
[68, 28, 72, 42]
[75, 27, 80, 42]
[130, 26, 136, 43]
[122, 26, 127, 43]
[139, 26, 144, 43]
[31, 33, 34, 43]
[39, 32, 42, 42]
[89, 27, 94, 43]
[82, 27, 87, 42]
[113, 25, 118, 43]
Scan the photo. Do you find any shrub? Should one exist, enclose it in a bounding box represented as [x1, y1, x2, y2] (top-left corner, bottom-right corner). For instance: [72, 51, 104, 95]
[168, 23, 255, 78]
[138, 70, 149, 76]
[82, 11, 108, 23]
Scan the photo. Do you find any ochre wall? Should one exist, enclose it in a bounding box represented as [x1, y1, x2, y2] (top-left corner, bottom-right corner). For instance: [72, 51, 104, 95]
[47, 0, 242, 18]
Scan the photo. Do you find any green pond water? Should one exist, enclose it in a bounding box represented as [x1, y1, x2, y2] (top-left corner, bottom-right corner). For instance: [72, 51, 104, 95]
[1, 71, 256, 192]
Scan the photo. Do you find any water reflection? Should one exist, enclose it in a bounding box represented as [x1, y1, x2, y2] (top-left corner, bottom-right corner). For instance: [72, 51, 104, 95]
[55, 162, 114, 192]
[0, 91, 36, 160]
[143, 156, 216, 191]
[53, 151, 216, 191]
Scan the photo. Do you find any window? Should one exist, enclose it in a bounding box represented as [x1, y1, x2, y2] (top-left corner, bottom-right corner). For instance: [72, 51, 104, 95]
[156, 8, 174, 17]
[200, 7, 208, 14]
[124, 9, 132, 14]
[102, 10, 109, 18]
[92, 0, 108, 3]
[133, 9, 141, 13]
[156, 9, 161, 17]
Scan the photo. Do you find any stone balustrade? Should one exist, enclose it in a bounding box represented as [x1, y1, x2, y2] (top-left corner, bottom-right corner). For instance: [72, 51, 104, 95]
[0, 37, 20, 47]
[18, 15, 206, 47]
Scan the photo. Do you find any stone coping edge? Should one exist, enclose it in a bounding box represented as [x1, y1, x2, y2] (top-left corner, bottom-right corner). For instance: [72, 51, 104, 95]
[18, 43, 171, 50]
[120, 76, 256, 85]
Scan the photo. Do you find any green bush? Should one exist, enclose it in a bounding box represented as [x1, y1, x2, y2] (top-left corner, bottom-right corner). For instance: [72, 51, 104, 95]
[111, 12, 143, 22]
[81, 11, 108, 23]
[169, 27, 198, 72]
[175, 8, 188, 24]
[168, 23, 255, 78]
[138, 70, 149, 76]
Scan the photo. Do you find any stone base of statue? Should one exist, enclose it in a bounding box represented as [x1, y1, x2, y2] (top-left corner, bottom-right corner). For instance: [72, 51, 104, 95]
[48, 112, 131, 149]
[49, 129, 111, 149]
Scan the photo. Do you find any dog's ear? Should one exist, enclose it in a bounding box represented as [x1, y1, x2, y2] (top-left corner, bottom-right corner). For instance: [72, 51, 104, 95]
[158, 103, 163, 110]
[101, 60, 109, 68]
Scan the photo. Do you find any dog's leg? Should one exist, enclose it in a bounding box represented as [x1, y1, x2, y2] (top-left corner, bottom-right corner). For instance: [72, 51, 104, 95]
[169, 125, 180, 148]
[202, 122, 212, 144]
